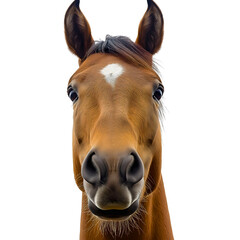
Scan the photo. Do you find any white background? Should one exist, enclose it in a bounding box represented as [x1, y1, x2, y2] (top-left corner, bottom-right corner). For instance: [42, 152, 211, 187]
[0, 0, 240, 239]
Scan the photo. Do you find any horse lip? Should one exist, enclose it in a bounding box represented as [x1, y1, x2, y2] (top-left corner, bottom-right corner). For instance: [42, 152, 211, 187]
[88, 199, 139, 219]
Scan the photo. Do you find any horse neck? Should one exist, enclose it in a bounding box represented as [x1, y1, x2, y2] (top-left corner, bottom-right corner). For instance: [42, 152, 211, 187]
[79, 176, 173, 240]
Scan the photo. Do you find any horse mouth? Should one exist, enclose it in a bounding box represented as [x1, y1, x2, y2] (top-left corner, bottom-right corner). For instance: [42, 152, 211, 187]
[88, 199, 139, 220]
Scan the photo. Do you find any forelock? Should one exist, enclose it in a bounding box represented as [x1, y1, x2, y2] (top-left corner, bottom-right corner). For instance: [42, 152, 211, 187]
[82, 35, 158, 73]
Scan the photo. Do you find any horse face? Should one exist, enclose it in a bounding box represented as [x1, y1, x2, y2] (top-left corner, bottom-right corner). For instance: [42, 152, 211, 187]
[65, 0, 164, 220]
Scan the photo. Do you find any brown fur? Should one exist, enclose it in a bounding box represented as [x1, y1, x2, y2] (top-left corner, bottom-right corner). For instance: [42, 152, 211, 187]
[64, 1, 173, 239]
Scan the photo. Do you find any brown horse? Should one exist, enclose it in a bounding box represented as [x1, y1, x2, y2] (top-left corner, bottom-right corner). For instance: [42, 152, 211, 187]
[64, 0, 173, 239]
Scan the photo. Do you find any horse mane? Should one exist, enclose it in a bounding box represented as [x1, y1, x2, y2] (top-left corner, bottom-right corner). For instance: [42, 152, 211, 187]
[83, 35, 157, 72]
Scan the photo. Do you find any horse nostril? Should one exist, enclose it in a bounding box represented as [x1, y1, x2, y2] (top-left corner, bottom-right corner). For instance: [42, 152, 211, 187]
[81, 151, 108, 185]
[120, 152, 144, 185]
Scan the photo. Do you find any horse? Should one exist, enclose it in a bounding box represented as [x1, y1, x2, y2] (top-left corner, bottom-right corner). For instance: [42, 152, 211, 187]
[64, 0, 174, 239]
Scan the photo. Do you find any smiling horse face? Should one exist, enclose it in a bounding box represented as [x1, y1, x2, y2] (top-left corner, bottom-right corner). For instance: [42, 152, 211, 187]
[65, 0, 164, 220]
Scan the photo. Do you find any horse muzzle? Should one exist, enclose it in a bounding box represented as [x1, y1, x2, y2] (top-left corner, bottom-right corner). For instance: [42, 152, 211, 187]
[81, 149, 144, 219]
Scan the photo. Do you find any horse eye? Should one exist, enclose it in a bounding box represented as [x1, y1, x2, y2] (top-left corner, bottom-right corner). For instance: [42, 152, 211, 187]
[153, 84, 164, 101]
[67, 85, 78, 103]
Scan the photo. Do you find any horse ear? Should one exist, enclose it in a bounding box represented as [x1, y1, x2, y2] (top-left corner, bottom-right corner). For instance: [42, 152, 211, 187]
[64, 0, 94, 59]
[136, 0, 164, 55]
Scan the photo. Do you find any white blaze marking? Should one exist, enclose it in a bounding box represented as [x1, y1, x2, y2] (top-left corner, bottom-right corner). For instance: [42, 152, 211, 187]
[100, 63, 124, 87]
